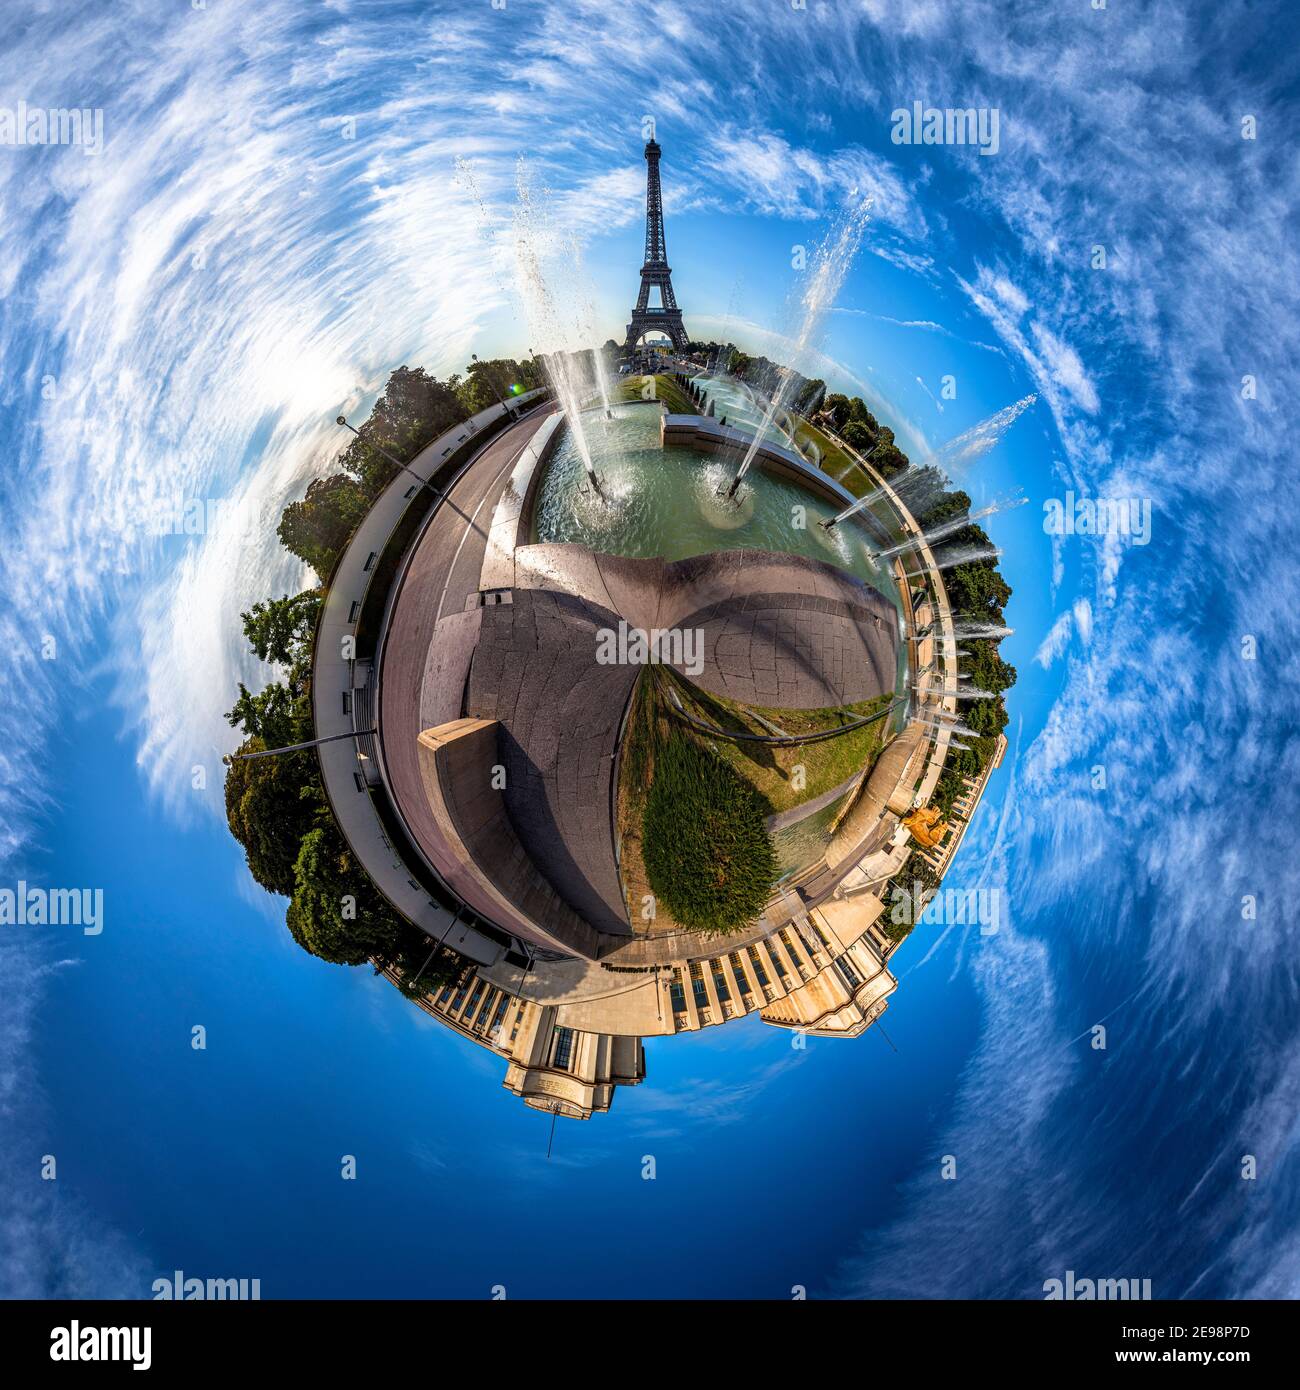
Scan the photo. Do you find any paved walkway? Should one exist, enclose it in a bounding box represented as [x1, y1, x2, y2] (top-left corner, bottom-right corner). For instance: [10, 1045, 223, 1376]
[376, 406, 558, 945]
[470, 588, 636, 936]
[766, 768, 864, 832]
[463, 543, 900, 940]
[516, 544, 899, 708]
[674, 588, 895, 709]
[311, 391, 550, 967]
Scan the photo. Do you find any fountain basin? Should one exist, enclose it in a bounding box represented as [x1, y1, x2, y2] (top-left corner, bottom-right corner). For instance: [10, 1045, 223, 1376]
[530, 403, 902, 610]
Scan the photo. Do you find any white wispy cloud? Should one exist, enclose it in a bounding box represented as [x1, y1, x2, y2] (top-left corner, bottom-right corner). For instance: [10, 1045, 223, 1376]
[1033, 609, 1074, 668]
[2, 0, 1297, 1300]
[831, 309, 1003, 355]
[785, 0, 1300, 1299]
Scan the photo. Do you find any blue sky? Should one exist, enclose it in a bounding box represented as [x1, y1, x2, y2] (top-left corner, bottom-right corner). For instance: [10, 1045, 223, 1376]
[2, 0, 1298, 1298]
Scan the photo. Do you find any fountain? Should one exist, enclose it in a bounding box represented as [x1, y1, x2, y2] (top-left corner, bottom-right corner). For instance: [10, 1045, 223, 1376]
[874, 495, 1027, 560]
[955, 624, 1013, 642]
[531, 403, 899, 606]
[724, 200, 872, 499]
[914, 711, 981, 740]
[512, 161, 606, 500]
[928, 543, 1003, 571]
[823, 394, 1037, 533]
[932, 393, 1038, 470]
[573, 259, 625, 441]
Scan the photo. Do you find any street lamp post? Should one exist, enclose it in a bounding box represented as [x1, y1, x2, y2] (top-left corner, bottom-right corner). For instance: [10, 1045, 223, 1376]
[472, 352, 512, 417]
[335, 416, 445, 502]
[228, 728, 377, 761]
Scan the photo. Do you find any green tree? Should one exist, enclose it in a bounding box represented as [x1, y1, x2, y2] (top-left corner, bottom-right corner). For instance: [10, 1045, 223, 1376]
[822, 393, 853, 429]
[278, 475, 371, 579]
[945, 561, 1012, 625]
[460, 359, 502, 412]
[390, 935, 465, 997]
[916, 489, 972, 528]
[842, 419, 875, 452]
[223, 591, 323, 894]
[875, 444, 909, 477]
[225, 680, 301, 750]
[964, 638, 1016, 696]
[224, 736, 323, 895]
[224, 592, 318, 747]
[239, 591, 321, 666]
[286, 822, 405, 965]
[848, 396, 881, 434]
[885, 852, 941, 942]
[339, 366, 469, 495]
[792, 376, 825, 413]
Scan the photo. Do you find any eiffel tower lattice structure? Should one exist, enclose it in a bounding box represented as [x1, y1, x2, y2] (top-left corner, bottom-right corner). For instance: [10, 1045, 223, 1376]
[624, 139, 690, 353]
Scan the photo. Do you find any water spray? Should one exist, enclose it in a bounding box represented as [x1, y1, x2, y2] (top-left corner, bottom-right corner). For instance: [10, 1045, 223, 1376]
[512, 160, 607, 501]
[874, 495, 1027, 560]
[724, 200, 872, 499]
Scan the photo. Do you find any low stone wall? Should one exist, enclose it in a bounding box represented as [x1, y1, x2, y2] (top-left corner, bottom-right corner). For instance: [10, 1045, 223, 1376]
[661, 413, 857, 510]
[479, 412, 565, 592]
[823, 722, 928, 876]
[415, 717, 601, 958]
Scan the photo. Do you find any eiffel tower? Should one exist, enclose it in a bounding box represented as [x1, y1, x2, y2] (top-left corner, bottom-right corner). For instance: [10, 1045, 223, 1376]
[624, 138, 690, 353]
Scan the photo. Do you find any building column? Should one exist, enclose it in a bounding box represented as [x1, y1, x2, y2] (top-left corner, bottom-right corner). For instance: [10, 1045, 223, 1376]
[791, 916, 826, 969]
[754, 939, 789, 998]
[519, 1005, 553, 1067]
[734, 950, 761, 1006]
[574, 1031, 598, 1082]
[451, 979, 484, 1023]
[593, 1034, 613, 1085]
[699, 962, 722, 1024]
[762, 934, 795, 989]
[679, 969, 701, 1030]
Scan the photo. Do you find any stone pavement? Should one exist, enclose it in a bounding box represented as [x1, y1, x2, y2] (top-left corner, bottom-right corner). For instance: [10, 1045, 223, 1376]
[464, 545, 900, 940]
[469, 587, 638, 937]
[674, 588, 894, 709]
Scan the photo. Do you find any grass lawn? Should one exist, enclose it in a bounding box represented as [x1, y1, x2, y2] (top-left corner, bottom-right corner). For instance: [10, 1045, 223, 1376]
[616, 669, 778, 936]
[665, 671, 894, 815]
[614, 676, 675, 933]
[614, 373, 699, 415]
[615, 668, 894, 931]
[790, 415, 874, 497]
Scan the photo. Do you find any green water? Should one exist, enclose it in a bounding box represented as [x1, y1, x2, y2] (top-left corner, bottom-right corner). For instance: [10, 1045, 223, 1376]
[531, 404, 899, 605]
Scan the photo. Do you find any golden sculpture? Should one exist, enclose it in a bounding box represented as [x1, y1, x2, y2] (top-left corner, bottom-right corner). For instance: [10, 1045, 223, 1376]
[903, 805, 949, 848]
